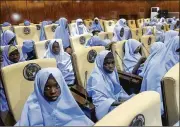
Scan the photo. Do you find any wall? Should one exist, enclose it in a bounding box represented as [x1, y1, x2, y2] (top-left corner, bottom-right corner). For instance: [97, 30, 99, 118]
[0, 0, 179, 24]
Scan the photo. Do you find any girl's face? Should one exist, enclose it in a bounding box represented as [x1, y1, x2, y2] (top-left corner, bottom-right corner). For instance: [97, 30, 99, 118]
[52, 42, 60, 55]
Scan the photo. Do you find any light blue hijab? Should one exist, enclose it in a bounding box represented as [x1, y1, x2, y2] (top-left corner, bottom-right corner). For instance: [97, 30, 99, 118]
[40, 21, 49, 41]
[55, 18, 70, 49]
[144, 27, 153, 35]
[0, 81, 9, 112]
[15, 68, 94, 126]
[24, 20, 31, 26]
[87, 50, 132, 120]
[2, 22, 11, 27]
[123, 39, 143, 73]
[155, 23, 165, 42]
[91, 18, 103, 32]
[0, 30, 16, 46]
[139, 42, 167, 115]
[164, 30, 178, 45]
[44, 40, 75, 85]
[86, 36, 110, 47]
[149, 17, 158, 26]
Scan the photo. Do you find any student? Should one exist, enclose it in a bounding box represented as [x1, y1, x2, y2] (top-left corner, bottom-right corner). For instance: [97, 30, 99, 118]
[44, 40, 75, 85]
[86, 30, 110, 47]
[87, 50, 133, 120]
[39, 21, 49, 41]
[159, 17, 167, 25]
[2, 45, 25, 67]
[24, 20, 31, 26]
[71, 19, 88, 36]
[112, 18, 131, 42]
[164, 30, 178, 45]
[143, 27, 153, 35]
[0, 30, 16, 46]
[2, 22, 11, 27]
[15, 68, 94, 126]
[90, 17, 103, 32]
[55, 18, 72, 55]
[155, 23, 165, 42]
[123, 39, 146, 75]
[22, 40, 36, 61]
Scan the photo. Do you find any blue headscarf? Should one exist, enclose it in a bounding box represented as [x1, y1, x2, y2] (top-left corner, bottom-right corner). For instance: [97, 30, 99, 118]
[2, 45, 25, 67]
[2, 22, 11, 27]
[144, 27, 153, 35]
[91, 17, 103, 32]
[159, 17, 167, 25]
[24, 20, 31, 26]
[139, 42, 167, 115]
[0, 81, 9, 112]
[15, 68, 94, 126]
[123, 39, 143, 73]
[71, 19, 88, 36]
[86, 36, 110, 47]
[164, 30, 178, 45]
[22, 40, 35, 60]
[149, 17, 158, 26]
[39, 21, 49, 41]
[112, 19, 131, 42]
[87, 50, 132, 120]
[44, 40, 75, 85]
[155, 23, 165, 42]
[0, 30, 16, 46]
[55, 18, 70, 49]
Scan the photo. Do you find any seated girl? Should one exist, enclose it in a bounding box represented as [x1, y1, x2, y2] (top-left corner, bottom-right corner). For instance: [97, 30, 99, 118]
[71, 19, 88, 36]
[1, 30, 16, 46]
[22, 40, 36, 61]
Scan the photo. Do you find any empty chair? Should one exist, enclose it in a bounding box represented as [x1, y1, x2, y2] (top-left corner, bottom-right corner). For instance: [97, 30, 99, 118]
[127, 20, 136, 29]
[98, 32, 113, 41]
[71, 46, 105, 88]
[103, 20, 115, 32]
[13, 26, 39, 45]
[161, 63, 179, 126]
[44, 24, 58, 40]
[1, 58, 57, 121]
[34, 39, 62, 58]
[70, 33, 92, 52]
[94, 91, 162, 126]
[130, 28, 143, 41]
[136, 19, 144, 28]
[140, 35, 155, 57]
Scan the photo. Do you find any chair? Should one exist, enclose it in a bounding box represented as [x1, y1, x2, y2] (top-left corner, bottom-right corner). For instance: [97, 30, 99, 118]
[13, 26, 39, 45]
[32, 24, 41, 38]
[130, 28, 143, 41]
[1, 58, 57, 121]
[136, 19, 144, 28]
[94, 91, 162, 126]
[1, 26, 14, 32]
[165, 24, 171, 31]
[99, 19, 105, 30]
[44, 24, 58, 40]
[98, 32, 113, 41]
[18, 23, 34, 26]
[70, 33, 92, 52]
[140, 35, 155, 58]
[34, 39, 62, 59]
[84, 19, 93, 29]
[68, 23, 76, 36]
[71, 46, 105, 88]
[71, 20, 76, 23]
[144, 18, 150, 23]
[103, 20, 115, 32]
[161, 63, 179, 126]
[127, 20, 137, 29]
[142, 26, 154, 35]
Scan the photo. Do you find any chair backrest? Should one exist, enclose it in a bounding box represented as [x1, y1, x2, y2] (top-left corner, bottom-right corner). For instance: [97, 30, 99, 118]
[103, 20, 115, 32]
[70, 33, 92, 52]
[69, 23, 76, 36]
[99, 19, 105, 30]
[44, 24, 58, 40]
[130, 28, 143, 41]
[71, 20, 76, 23]
[140, 35, 155, 58]
[19, 23, 34, 26]
[111, 40, 126, 71]
[98, 32, 113, 41]
[144, 18, 150, 23]
[32, 24, 41, 38]
[2, 26, 14, 32]
[165, 24, 171, 31]
[142, 26, 154, 35]
[136, 19, 144, 28]
[84, 20, 93, 29]
[34, 39, 62, 59]
[127, 20, 137, 29]
[1, 58, 57, 121]
[72, 46, 105, 88]
[13, 26, 39, 45]
[94, 91, 162, 126]
[161, 63, 179, 126]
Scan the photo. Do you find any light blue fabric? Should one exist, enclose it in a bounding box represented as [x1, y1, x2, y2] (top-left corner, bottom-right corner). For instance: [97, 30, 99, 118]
[71, 19, 88, 36]
[22, 40, 35, 60]
[174, 121, 179, 126]
[55, 18, 70, 49]
[123, 39, 143, 73]
[39, 21, 49, 41]
[24, 20, 30, 26]
[112, 19, 131, 42]
[144, 27, 153, 35]
[87, 50, 133, 120]
[0, 30, 16, 46]
[159, 17, 167, 26]
[91, 18, 103, 32]
[0, 81, 9, 112]
[164, 30, 178, 45]
[2, 22, 11, 27]
[86, 35, 110, 47]
[44, 39, 75, 85]
[155, 23, 165, 42]
[15, 68, 94, 126]
[149, 17, 158, 26]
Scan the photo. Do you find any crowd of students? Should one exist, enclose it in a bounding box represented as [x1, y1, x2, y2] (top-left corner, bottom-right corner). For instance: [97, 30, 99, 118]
[0, 16, 179, 126]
